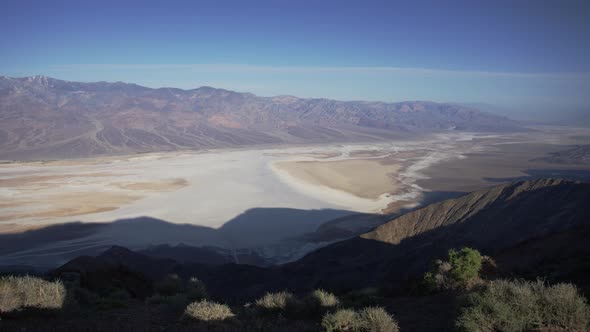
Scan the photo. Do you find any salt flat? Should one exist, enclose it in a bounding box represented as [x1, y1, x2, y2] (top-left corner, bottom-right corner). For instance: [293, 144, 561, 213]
[1, 128, 589, 268]
[0, 135, 473, 233]
[0, 130, 572, 233]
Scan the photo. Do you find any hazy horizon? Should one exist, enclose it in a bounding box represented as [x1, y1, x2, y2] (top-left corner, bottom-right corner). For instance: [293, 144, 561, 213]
[1, 0, 589, 124]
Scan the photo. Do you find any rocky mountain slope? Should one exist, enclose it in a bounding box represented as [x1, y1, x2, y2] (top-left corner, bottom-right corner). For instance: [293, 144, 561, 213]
[51, 179, 590, 299]
[281, 179, 589, 290]
[0, 76, 520, 159]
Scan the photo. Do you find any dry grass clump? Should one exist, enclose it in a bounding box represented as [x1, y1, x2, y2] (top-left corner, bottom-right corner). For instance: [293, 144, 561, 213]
[307, 289, 340, 309]
[0, 275, 66, 313]
[303, 289, 341, 318]
[457, 279, 590, 332]
[184, 299, 235, 322]
[255, 291, 299, 313]
[358, 307, 399, 332]
[321, 306, 398, 332]
[322, 308, 361, 332]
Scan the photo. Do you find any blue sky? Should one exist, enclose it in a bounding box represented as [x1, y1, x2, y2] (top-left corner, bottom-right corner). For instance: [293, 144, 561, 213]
[1, 0, 589, 122]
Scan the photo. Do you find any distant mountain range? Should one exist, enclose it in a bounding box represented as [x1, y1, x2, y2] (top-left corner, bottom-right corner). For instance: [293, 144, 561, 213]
[0, 76, 521, 159]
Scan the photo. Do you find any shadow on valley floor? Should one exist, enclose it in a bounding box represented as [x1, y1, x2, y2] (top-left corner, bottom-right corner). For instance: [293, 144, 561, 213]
[0, 190, 475, 272]
[40, 180, 589, 304]
[0, 207, 367, 271]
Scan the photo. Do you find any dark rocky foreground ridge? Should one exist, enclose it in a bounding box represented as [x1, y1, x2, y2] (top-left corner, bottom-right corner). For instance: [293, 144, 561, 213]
[0, 75, 520, 159]
[52, 179, 590, 300]
[2, 178, 589, 332]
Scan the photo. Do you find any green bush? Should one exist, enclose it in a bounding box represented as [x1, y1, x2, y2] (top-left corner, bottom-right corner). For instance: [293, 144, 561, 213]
[322, 308, 362, 332]
[424, 247, 482, 291]
[456, 279, 590, 332]
[448, 248, 482, 287]
[184, 300, 235, 322]
[358, 307, 399, 332]
[0, 275, 66, 313]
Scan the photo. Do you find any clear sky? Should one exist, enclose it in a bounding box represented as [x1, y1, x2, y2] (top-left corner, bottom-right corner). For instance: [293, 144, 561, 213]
[1, 0, 589, 122]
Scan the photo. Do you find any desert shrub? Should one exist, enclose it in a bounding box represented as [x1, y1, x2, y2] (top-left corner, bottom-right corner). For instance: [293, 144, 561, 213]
[309, 289, 340, 308]
[255, 291, 301, 314]
[0, 275, 66, 313]
[154, 274, 183, 296]
[456, 279, 590, 332]
[184, 300, 235, 322]
[305, 289, 340, 316]
[423, 260, 453, 292]
[186, 277, 207, 301]
[424, 247, 482, 291]
[322, 307, 398, 332]
[358, 307, 399, 332]
[322, 308, 362, 332]
[541, 283, 590, 331]
[448, 248, 482, 287]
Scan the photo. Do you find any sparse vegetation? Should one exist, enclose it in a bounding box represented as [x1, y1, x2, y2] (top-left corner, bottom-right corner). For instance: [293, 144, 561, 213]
[255, 291, 300, 314]
[305, 289, 340, 316]
[358, 307, 399, 332]
[322, 308, 362, 332]
[184, 299, 235, 322]
[0, 275, 66, 313]
[321, 306, 398, 332]
[456, 279, 590, 332]
[424, 247, 483, 291]
[448, 248, 482, 287]
[308, 289, 340, 308]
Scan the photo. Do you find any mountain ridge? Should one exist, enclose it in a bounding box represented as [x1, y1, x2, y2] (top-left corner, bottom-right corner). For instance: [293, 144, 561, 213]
[0, 76, 521, 160]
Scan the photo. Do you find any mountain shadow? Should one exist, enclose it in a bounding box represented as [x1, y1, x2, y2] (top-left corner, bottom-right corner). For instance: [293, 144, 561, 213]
[0, 207, 364, 271]
[160, 179, 590, 299]
[217, 207, 354, 247]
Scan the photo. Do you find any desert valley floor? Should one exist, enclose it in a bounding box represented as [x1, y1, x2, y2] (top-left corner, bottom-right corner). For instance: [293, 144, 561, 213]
[1, 126, 589, 269]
